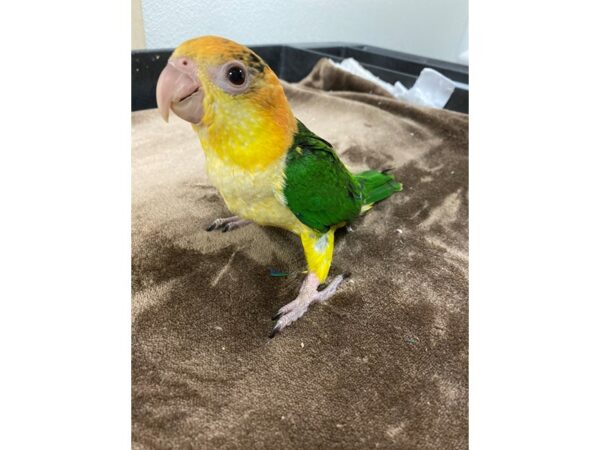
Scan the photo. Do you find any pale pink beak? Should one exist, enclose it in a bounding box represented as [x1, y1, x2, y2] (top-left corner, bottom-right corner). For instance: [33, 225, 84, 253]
[156, 57, 204, 124]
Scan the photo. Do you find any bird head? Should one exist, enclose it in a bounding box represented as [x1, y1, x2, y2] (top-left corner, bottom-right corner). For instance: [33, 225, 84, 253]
[156, 36, 296, 169]
[156, 35, 293, 129]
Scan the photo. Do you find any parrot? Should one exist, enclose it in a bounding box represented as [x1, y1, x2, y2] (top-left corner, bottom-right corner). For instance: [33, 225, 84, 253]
[155, 36, 402, 337]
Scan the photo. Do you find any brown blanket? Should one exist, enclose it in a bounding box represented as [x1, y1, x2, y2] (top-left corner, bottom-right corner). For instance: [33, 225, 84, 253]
[132, 59, 468, 449]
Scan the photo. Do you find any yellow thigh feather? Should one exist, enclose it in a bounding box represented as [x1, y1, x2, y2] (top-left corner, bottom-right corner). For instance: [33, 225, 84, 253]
[300, 229, 335, 283]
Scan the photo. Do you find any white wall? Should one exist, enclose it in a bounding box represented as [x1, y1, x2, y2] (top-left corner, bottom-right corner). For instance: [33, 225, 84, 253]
[140, 0, 468, 64]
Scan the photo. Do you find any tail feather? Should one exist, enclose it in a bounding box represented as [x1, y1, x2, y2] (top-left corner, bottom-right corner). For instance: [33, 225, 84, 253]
[354, 169, 402, 208]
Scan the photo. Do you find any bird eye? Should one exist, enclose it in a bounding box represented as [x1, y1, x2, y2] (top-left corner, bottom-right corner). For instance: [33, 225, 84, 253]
[214, 61, 251, 95]
[227, 65, 246, 86]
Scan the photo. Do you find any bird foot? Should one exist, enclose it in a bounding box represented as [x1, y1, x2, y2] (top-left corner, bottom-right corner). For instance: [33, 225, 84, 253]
[206, 216, 251, 232]
[270, 272, 350, 338]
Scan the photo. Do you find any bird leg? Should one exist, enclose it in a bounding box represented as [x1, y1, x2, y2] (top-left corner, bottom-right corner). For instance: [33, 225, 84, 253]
[206, 216, 251, 232]
[270, 272, 349, 338]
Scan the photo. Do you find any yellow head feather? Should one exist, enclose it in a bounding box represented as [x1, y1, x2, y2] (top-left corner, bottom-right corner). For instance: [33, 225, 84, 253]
[172, 36, 297, 170]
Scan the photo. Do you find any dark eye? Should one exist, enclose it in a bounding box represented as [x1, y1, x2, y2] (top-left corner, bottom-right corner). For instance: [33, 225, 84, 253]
[227, 66, 246, 85]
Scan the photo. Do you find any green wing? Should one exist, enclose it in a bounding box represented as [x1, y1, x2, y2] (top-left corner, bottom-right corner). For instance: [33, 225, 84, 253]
[282, 121, 363, 233]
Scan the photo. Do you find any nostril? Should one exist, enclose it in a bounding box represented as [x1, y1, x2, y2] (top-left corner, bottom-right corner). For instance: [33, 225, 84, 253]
[170, 57, 194, 71]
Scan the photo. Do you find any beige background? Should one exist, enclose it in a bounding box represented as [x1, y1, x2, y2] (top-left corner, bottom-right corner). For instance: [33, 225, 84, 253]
[131, 0, 146, 49]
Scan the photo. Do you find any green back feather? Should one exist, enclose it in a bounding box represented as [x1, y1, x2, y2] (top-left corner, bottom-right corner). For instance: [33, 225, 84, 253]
[282, 120, 402, 233]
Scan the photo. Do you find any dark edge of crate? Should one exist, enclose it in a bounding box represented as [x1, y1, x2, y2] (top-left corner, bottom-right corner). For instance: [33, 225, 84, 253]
[132, 44, 468, 114]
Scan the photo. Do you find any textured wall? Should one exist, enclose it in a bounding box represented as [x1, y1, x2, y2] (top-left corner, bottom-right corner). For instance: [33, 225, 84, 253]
[140, 0, 468, 63]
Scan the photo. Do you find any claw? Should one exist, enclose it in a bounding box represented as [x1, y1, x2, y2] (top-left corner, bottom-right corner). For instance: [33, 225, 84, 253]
[268, 326, 281, 339]
[206, 216, 251, 233]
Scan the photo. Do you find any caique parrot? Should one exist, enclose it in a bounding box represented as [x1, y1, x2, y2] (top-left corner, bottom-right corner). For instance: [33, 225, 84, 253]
[156, 36, 402, 337]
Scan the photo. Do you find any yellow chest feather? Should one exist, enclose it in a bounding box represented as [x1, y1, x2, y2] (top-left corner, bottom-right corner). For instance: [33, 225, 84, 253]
[193, 86, 304, 234]
[202, 148, 304, 234]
